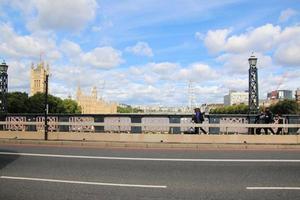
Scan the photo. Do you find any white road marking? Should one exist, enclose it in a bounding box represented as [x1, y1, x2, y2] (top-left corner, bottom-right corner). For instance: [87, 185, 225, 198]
[0, 176, 167, 189]
[247, 187, 300, 190]
[0, 152, 300, 162]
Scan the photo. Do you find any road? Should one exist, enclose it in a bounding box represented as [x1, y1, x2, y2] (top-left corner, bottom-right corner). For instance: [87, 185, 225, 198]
[0, 144, 300, 200]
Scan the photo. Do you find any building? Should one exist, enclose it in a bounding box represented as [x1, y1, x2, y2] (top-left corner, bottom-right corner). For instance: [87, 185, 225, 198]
[224, 90, 249, 106]
[296, 88, 300, 103]
[267, 90, 293, 101]
[30, 61, 49, 96]
[76, 86, 117, 114]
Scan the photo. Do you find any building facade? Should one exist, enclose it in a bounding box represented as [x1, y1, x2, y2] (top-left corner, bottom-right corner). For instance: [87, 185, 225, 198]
[267, 90, 293, 101]
[76, 86, 117, 114]
[224, 90, 249, 106]
[30, 62, 49, 96]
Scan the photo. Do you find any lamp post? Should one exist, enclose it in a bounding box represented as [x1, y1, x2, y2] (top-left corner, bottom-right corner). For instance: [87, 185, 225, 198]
[0, 61, 8, 114]
[248, 55, 259, 114]
[44, 74, 49, 140]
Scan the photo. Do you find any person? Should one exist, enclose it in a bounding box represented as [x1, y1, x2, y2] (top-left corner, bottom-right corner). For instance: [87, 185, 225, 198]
[275, 114, 284, 135]
[192, 108, 207, 134]
[255, 111, 265, 135]
[263, 107, 275, 135]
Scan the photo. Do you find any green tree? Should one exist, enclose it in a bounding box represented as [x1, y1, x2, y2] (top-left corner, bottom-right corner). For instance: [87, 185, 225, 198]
[27, 92, 67, 114]
[210, 104, 248, 114]
[7, 92, 29, 113]
[48, 95, 65, 113]
[27, 92, 46, 113]
[62, 99, 81, 114]
[270, 100, 299, 114]
[117, 105, 143, 113]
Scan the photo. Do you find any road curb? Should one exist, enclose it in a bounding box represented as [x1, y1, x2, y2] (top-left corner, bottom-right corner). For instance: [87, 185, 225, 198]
[1, 139, 300, 150]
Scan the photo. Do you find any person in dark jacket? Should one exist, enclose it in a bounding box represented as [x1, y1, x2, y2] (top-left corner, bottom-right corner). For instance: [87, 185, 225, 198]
[192, 108, 207, 134]
[263, 107, 275, 134]
[255, 111, 265, 135]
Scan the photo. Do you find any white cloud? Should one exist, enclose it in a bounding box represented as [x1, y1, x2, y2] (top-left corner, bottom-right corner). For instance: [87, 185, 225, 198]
[60, 40, 124, 69]
[204, 24, 300, 67]
[204, 24, 282, 54]
[149, 62, 178, 74]
[176, 63, 218, 81]
[217, 53, 274, 73]
[126, 42, 154, 57]
[279, 8, 298, 23]
[0, 23, 61, 61]
[81, 47, 124, 69]
[8, 0, 98, 32]
[204, 29, 231, 54]
[60, 40, 82, 58]
[7, 60, 30, 92]
[274, 41, 300, 67]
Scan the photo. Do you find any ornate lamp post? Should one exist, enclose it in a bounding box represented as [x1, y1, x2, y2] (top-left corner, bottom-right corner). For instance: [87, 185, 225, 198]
[0, 61, 8, 114]
[248, 55, 259, 114]
[44, 74, 49, 140]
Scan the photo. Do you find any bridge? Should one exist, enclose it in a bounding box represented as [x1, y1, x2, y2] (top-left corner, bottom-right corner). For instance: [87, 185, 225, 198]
[1, 113, 299, 145]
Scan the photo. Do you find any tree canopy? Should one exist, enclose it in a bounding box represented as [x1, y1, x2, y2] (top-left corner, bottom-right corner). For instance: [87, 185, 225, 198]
[209, 104, 248, 114]
[117, 105, 143, 113]
[269, 100, 299, 115]
[210, 100, 299, 115]
[7, 92, 81, 114]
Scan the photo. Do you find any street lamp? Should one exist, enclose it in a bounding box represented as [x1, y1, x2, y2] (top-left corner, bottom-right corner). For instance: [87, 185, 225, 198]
[44, 74, 49, 140]
[248, 55, 259, 114]
[248, 55, 257, 67]
[0, 61, 8, 114]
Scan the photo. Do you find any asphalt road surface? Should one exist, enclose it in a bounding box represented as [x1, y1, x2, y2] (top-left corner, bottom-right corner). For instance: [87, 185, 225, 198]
[0, 144, 300, 200]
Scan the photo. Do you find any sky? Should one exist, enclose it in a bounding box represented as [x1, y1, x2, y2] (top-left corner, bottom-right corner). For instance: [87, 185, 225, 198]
[0, 0, 299, 107]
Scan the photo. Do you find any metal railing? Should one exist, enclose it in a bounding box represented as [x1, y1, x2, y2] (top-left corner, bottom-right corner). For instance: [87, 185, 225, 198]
[0, 113, 299, 135]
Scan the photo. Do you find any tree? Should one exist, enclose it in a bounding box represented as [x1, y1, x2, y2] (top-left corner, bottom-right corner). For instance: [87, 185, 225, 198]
[117, 105, 143, 113]
[270, 100, 299, 114]
[7, 92, 29, 113]
[7, 92, 82, 114]
[210, 104, 248, 114]
[27, 92, 46, 113]
[62, 99, 81, 114]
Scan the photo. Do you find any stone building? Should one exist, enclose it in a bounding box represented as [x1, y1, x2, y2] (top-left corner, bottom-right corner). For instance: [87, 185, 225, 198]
[30, 61, 49, 96]
[76, 86, 117, 114]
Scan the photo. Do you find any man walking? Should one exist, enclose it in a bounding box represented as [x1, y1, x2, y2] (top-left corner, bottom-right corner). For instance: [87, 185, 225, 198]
[192, 108, 207, 134]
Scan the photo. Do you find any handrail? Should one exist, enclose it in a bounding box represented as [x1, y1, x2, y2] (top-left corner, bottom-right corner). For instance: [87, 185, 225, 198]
[0, 121, 299, 128]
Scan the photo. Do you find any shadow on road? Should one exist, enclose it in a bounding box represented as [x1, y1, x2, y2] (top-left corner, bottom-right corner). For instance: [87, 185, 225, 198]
[0, 149, 19, 170]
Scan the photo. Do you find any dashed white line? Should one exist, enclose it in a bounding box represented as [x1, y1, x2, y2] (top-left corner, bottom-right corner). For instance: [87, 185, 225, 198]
[247, 187, 300, 190]
[0, 176, 167, 189]
[0, 152, 300, 162]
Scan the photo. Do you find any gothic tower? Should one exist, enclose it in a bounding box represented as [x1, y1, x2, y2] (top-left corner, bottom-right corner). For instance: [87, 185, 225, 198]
[30, 62, 49, 96]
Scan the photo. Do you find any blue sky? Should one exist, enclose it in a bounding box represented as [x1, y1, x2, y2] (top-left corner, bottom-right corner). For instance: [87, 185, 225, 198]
[0, 0, 299, 106]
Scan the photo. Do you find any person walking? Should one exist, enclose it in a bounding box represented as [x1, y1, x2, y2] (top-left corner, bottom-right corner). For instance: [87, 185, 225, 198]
[192, 108, 207, 134]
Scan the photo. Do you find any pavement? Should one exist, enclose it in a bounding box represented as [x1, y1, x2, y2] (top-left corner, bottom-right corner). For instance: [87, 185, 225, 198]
[1, 138, 300, 150]
[0, 144, 300, 200]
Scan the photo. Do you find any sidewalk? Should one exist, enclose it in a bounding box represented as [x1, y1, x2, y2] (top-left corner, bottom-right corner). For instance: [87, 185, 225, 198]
[1, 138, 300, 150]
